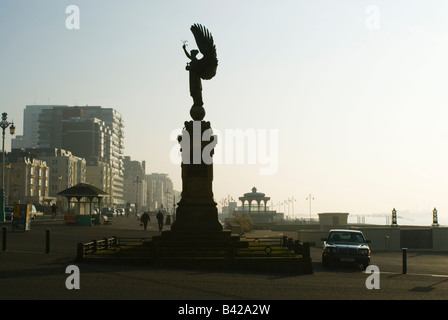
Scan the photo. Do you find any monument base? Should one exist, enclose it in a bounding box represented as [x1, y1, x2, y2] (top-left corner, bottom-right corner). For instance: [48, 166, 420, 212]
[149, 229, 247, 258]
[76, 230, 314, 274]
[171, 205, 222, 233]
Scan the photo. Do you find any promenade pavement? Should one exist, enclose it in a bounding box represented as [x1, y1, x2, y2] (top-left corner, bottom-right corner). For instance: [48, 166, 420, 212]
[1, 215, 448, 302]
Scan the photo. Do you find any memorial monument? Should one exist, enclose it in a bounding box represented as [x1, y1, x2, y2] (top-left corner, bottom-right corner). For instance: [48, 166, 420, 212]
[77, 25, 313, 273]
[150, 24, 240, 253]
[170, 24, 222, 233]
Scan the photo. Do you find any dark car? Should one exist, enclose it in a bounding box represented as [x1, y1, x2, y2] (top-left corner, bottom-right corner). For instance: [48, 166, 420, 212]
[101, 208, 117, 218]
[321, 229, 371, 270]
[5, 206, 14, 220]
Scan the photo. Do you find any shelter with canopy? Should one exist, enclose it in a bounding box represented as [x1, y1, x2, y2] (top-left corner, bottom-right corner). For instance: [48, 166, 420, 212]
[57, 183, 109, 226]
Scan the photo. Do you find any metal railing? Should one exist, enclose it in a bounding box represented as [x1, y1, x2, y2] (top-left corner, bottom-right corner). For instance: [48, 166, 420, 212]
[76, 235, 310, 260]
[239, 236, 310, 257]
[76, 237, 152, 260]
[77, 236, 118, 259]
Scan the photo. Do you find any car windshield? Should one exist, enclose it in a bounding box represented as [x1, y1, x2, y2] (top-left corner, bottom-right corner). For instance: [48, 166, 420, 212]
[328, 231, 365, 243]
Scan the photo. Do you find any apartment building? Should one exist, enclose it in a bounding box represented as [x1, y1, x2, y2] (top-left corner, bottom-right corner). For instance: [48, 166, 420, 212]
[123, 156, 147, 211]
[31, 148, 87, 197]
[146, 173, 176, 212]
[15, 105, 125, 206]
[3, 150, 50, 205]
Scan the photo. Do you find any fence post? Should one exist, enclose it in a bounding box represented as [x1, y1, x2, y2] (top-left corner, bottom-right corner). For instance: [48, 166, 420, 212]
[45, 229, 50, 254]
[76, 243, 84, 261]
[402, 248, 407, 274]
[110, 236, 117, 249]
[2, 227, 6, 251]
[282, 236, 288, 247]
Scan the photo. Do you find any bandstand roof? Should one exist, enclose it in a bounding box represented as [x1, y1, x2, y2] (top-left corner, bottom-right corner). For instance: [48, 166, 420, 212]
[57, 183, 109, 199]
[239, 187, 270, 201]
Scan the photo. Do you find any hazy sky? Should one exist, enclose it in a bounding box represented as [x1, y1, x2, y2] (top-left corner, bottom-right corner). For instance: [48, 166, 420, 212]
[1, 0, 447, 225]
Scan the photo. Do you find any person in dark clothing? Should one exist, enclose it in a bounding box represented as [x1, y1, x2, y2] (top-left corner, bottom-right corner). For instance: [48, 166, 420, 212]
[156, 210, 164, 231]
[51, 203, 57, 220]
[140, 211, 150, 230]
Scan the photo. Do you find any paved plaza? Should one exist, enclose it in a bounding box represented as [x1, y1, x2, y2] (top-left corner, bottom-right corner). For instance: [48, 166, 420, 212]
[1, 215, 448, 302]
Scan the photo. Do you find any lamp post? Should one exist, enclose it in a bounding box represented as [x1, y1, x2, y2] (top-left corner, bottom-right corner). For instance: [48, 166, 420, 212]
[133, 176, 142, 216]
[165, 188, 170, 212]
[165, 188, 171, 225]
[289, 197, 296, 220]
[5, 163, 11, 206]
[0, 113, 15, 222]
[306, 194, 314, 221]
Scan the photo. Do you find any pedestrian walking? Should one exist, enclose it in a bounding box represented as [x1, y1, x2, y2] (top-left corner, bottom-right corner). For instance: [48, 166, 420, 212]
[51, 203, 57, 220]
[140, 211, 150, 230]
[157, 210, 164, 231]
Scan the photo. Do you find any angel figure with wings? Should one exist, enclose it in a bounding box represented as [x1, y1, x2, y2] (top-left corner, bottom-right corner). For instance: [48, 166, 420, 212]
[182, 24, 218, 117]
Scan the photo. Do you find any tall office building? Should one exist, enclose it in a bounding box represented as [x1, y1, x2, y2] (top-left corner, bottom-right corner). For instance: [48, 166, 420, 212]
[12, 105, 66, 149]
[61, 117, 115, 206]
[61, 117, 112, 164]
[38, 106, 86, 149]
[123, 156, 147, 212]
[146, 173, 175, 212]
[17, 105, 125, 206]
[81, 107, 125, 206]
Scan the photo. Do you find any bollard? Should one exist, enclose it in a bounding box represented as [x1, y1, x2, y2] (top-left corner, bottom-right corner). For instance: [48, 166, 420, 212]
[2, 227, 6, 251]
[402, 248, 407, 274]
[302, 242, 310, 258]
[76, 243, 84, 261]
[45, 229, 50, 254]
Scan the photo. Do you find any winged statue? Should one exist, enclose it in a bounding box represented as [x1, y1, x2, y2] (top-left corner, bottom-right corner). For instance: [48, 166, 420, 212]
[182, 24, 218, 115]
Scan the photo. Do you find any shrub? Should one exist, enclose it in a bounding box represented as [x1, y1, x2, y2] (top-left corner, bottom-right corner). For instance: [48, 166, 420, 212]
[231, 214, 253, 233]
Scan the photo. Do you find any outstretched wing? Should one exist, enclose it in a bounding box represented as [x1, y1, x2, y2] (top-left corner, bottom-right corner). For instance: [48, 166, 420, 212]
[191, 24, 218, 80]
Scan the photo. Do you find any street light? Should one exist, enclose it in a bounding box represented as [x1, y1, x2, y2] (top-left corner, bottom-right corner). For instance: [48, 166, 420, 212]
[288, 197, 297, 220]
[133, 176, 142, 216]
[165, 188, 170, 212]
[165, 189, 171, 225]
[306, 194, 314, 221]
[0, 113, 15, 222]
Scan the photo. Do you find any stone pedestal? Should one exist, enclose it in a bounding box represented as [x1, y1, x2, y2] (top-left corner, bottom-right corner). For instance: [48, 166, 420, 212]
[149, 118, 240, 259]
[170, 120, 223, 233]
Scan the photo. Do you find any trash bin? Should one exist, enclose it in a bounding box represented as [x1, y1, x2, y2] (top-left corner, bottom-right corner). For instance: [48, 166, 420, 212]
[12, 204, 31, 232]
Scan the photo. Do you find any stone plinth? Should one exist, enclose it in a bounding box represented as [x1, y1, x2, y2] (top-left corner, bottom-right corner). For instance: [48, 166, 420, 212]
[149, 119, 244, 261]
[150, 230, 247, 258]
[170, 120, 222, 233]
